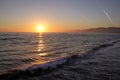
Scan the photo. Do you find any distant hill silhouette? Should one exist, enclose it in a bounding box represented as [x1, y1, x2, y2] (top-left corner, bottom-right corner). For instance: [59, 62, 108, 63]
[74, 27, 120, 33]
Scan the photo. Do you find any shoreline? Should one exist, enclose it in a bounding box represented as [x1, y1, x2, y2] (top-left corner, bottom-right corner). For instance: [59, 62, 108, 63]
[0, 40, 120, 80]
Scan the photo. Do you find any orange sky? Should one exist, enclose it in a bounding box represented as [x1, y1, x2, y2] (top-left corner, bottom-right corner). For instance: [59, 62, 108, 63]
[0, 25, 75, 32]
[0, 0, 120, 32]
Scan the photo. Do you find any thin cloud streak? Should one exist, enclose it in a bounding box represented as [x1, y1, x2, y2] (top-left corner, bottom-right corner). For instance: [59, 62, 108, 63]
[103, 10, 113, 23]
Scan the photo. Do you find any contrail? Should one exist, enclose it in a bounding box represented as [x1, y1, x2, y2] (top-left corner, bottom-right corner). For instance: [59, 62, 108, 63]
[103, 10, 113, 23]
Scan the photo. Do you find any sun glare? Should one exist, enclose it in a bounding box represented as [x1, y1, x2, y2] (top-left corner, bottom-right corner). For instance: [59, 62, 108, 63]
[37, 25, 45, 32]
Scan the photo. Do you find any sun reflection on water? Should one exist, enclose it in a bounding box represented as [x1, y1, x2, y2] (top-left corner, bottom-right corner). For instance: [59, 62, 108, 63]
[37, 32, 44, 51]
[37, 33, 49, 57]
[29, 33, 49, 65]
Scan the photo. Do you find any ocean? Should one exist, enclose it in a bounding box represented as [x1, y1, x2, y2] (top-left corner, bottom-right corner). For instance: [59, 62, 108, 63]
[0, 32, 120, 80]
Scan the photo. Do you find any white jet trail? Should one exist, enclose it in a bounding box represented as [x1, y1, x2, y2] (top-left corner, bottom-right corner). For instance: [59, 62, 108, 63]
[103, 10, 113, 23]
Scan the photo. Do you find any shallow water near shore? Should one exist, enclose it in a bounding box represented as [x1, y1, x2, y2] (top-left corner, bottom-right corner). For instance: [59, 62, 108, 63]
[0, 32, 120, 80]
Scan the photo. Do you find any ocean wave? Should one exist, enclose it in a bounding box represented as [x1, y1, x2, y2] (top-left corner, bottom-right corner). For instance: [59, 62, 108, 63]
[0, 37, 24, 41]
[0, 40, 120, 80]
[80, 39, 120, 58]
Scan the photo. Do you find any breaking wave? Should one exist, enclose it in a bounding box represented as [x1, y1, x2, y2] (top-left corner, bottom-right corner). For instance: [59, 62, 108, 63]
[0, 39, 120, 80]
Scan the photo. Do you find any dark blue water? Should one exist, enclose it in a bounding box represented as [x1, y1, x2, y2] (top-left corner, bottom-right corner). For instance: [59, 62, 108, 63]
[0, 32, 120, 75]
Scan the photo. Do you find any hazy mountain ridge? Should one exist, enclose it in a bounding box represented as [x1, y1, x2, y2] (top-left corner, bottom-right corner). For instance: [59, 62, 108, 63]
[74, 27, 120, 33]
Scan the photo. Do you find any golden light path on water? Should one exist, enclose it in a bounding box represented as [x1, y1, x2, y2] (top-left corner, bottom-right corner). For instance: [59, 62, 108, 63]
[19, 33, 49, 70]
[30, 32, 51, 66]
[21, 32, 67, 70]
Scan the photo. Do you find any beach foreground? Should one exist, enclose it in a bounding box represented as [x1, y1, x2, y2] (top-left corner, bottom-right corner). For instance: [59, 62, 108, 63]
[29, 41, 120, 80]
[0, 33, 120, 80]
[1, 40, 120, 80]
[21, 41, 120, 80]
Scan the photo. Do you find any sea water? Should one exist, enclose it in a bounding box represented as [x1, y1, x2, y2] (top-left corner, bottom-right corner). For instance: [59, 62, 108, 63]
[0, 32, 120, 75]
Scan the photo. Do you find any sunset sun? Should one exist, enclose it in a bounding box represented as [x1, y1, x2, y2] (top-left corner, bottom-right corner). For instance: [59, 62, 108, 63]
[37, 25, 45, 32]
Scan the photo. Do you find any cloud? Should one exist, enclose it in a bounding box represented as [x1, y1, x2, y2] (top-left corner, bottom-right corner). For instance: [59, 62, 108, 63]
[103, 10, 113, 23]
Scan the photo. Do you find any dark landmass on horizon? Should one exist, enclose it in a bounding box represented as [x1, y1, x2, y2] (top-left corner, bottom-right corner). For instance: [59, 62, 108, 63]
[73, 27, 120, 33]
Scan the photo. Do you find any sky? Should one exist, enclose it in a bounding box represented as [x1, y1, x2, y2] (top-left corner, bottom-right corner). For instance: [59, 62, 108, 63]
[0, 0, 120, 32]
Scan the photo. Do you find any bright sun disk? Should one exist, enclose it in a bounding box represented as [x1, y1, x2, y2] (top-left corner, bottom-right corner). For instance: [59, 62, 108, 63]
[37, 25, 44, 32]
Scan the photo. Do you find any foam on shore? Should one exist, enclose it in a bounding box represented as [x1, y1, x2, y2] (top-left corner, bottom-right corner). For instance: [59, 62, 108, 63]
[0, 40, 120, 80]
